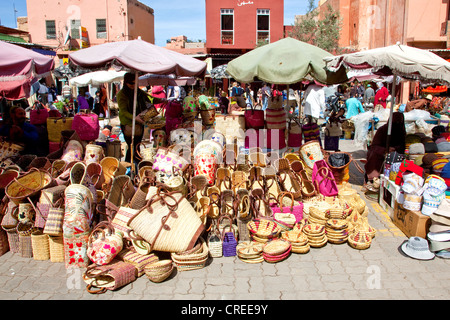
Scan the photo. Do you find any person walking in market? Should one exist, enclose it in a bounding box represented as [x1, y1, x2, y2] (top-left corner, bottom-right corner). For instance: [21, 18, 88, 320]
[374, 82, 389, 110]
[117, 72, 166, 163]
[345, 94, 365, 119]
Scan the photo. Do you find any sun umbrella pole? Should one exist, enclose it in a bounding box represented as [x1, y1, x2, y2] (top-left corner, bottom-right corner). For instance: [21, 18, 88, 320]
[130, 72, 139, 177]
[386, 73, 397, 152]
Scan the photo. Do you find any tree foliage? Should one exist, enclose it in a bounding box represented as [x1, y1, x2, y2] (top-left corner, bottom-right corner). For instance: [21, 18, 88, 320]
[288, 0, 343, 54]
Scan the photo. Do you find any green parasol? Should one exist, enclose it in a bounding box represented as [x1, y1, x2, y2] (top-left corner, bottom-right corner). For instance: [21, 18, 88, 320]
[226, 37, 348, 85]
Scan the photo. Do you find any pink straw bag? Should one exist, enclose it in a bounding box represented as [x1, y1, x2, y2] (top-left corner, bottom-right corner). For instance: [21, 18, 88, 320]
[311, 159, 339, 197]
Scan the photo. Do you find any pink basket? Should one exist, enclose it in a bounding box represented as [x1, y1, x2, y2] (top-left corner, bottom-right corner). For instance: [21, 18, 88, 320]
[72, 112, 99, 141]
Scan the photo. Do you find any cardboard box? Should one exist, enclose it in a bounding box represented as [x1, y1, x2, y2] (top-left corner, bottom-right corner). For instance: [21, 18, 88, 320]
[393, 201, 431, 238]
[379, 174, 401, 220]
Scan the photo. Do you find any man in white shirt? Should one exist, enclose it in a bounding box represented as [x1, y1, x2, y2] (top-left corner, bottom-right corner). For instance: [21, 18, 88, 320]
[38, 82, 49, 104]
[303, 84, 326, 119]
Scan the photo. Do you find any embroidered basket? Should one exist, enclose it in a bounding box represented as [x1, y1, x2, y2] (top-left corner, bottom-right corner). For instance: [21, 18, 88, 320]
[299, 140, 324, 173]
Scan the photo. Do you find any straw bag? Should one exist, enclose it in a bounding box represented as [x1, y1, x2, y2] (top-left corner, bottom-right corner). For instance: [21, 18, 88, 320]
[0, 229, 9, 257]
[152, 147, 190, 176]
[2, 225, 19, 253]
[311, 159, 339, 197]
[64, 232, 90, 268]
[244, 103, 265, 129]
[136, 143, 156, 162]
[17, 222, 36, 258]
[48, 235, 64, 263]
[117, 249, 159, 277]
[63, 184, 94, 237]
[43, 197, 65, 236]
[111, 206, 139, 236]
[194, 153, 218, 185]
[84, 143, 104, 165]
[31, 230, 50, 261]
[220, 215, 237, 257]
[127, 186, 205, 253]
[299, 140, 324, 173]
[207, 227, 223, 258]
[270, 192, 303, 223]
[288, 118, 302, 147]
[87, 221, 123, 266]
[47, 117, 74, 143]
[105, 139, 122, 160]
[83, 259, 136, 294]
[266, 108, 286, 130]
[302, 117, 321, 143]
[72, 112, 99, 141]
[5, 169, 54, 205]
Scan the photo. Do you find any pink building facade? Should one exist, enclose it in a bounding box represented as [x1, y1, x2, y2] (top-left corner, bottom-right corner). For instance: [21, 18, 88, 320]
[26, 0, 155, 66]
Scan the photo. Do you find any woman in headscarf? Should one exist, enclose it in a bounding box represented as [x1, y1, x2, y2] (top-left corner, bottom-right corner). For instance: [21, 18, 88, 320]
[374, 82, 389, 109]
[364, 112, 406, 191]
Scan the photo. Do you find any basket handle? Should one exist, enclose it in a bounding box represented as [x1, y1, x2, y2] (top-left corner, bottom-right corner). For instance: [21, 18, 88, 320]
[277, 191, 295, 212]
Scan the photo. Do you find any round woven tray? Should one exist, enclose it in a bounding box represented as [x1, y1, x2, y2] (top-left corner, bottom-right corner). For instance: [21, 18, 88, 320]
[247, 219, 281, 239]
[302, 224, 325, 236]
[263, 239, 291, 256]
[348, 230, 372, 250]
[146, 265, 174, 283]
[291, 243, 310, 254]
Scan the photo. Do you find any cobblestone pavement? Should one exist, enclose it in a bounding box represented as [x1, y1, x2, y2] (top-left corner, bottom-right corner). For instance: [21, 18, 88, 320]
[0, 139, 449, 302]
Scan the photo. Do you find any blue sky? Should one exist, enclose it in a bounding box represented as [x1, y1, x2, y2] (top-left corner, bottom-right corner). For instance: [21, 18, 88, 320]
[0, 0, 317, 46]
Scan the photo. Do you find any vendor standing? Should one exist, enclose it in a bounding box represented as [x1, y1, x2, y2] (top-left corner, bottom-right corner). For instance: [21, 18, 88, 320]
[0, 106, 39, 155]
[117, 73, 165, 162]
[374, 82, 389, 109]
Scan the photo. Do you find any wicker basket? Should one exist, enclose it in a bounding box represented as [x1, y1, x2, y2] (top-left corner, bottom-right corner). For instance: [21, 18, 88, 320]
[31, 230, 50, 261]
[247, 218, 281, 242]
[207, 230, 222, 258]
[116, 250, 159, 277]
[145, 260, 174, 283]
[200, 109, 216, 126]
[0, 228, 9, 257]
[127, 187, 204, 254]
[348, 230, 372, 250]
[48, 236, 64, 263]
[171, 237, 209, 272]
[6, 169, 54, 205]
[2, 225, 19, 253]
[299, 140, 324, 173]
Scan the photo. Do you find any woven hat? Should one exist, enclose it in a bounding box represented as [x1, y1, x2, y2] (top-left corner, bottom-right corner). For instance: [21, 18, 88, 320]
[428, 239, 450, 252]
[422, 192, 445, 216]
[400, 237, 435, 260]
[432, 198, 450, 219]
[409, 143, 425, 155]
[422, 153, 440, 168]
[430, 221, 450, 233]
[432, 158, 449, 174]
[427, 231, 450, 242]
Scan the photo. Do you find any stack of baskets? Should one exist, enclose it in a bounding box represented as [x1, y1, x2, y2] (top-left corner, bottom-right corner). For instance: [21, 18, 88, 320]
[273, 212, 296, 232]
[171, 238, 209, 272]
[325, 219, 349, 244]
[247, 219, 281, 243]
[281, 229, 310, 254]
[348, 229, 372, 250]
[303, 223, 327, 248]
[262, 239, 292, 263]
[144, 260, 174, 283]
[308, 207, 328, 226]
[236, 241, 264, 263]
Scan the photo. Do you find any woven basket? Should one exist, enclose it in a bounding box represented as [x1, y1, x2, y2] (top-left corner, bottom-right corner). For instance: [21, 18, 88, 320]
[47, 117, 74, 143]
[348, 230, 372, 250]
[48, 236, 64, 263]
[18, 233, 33, 258]
[0, 228, 9, 257]
[171, 237, 209, 271]
[128, 186, 205, 254]
[207, 230, 223, 258]
[83, 259, 137, 293]
[145, 260, 174, 283]
[116, 250, 159, 277]
[2, 225, 19, 253]
[263, 240, 292, 263]
[299, 141, 324, 173]
[6, 169, 54, 205]
[31, 230, 50, 261]
[247, 218, 281, 241]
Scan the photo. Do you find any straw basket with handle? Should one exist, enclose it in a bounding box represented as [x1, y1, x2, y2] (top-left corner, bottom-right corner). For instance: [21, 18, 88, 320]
[127, 186, 205, 254]
[5, 169, 55, 205]
[299, 140, 324, 175]
[48, 235, 64, 263]
[47, 117, 74, 143]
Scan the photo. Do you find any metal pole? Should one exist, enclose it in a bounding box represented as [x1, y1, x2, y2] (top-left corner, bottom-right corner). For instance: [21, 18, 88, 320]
[386, 73, 397, 152]
[130, 72, 138, 177]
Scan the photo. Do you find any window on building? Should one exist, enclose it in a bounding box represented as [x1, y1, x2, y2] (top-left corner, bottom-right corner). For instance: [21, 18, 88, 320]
[96, 19, 107, 39]
[70, 19, 81, 39]
[46, 20, 56, 40]
[221, 9, 234, 45]
[257, 9, 270, 44]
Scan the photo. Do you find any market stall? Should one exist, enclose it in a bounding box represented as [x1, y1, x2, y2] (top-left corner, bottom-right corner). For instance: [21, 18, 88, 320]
[325, 43, 450, 260]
